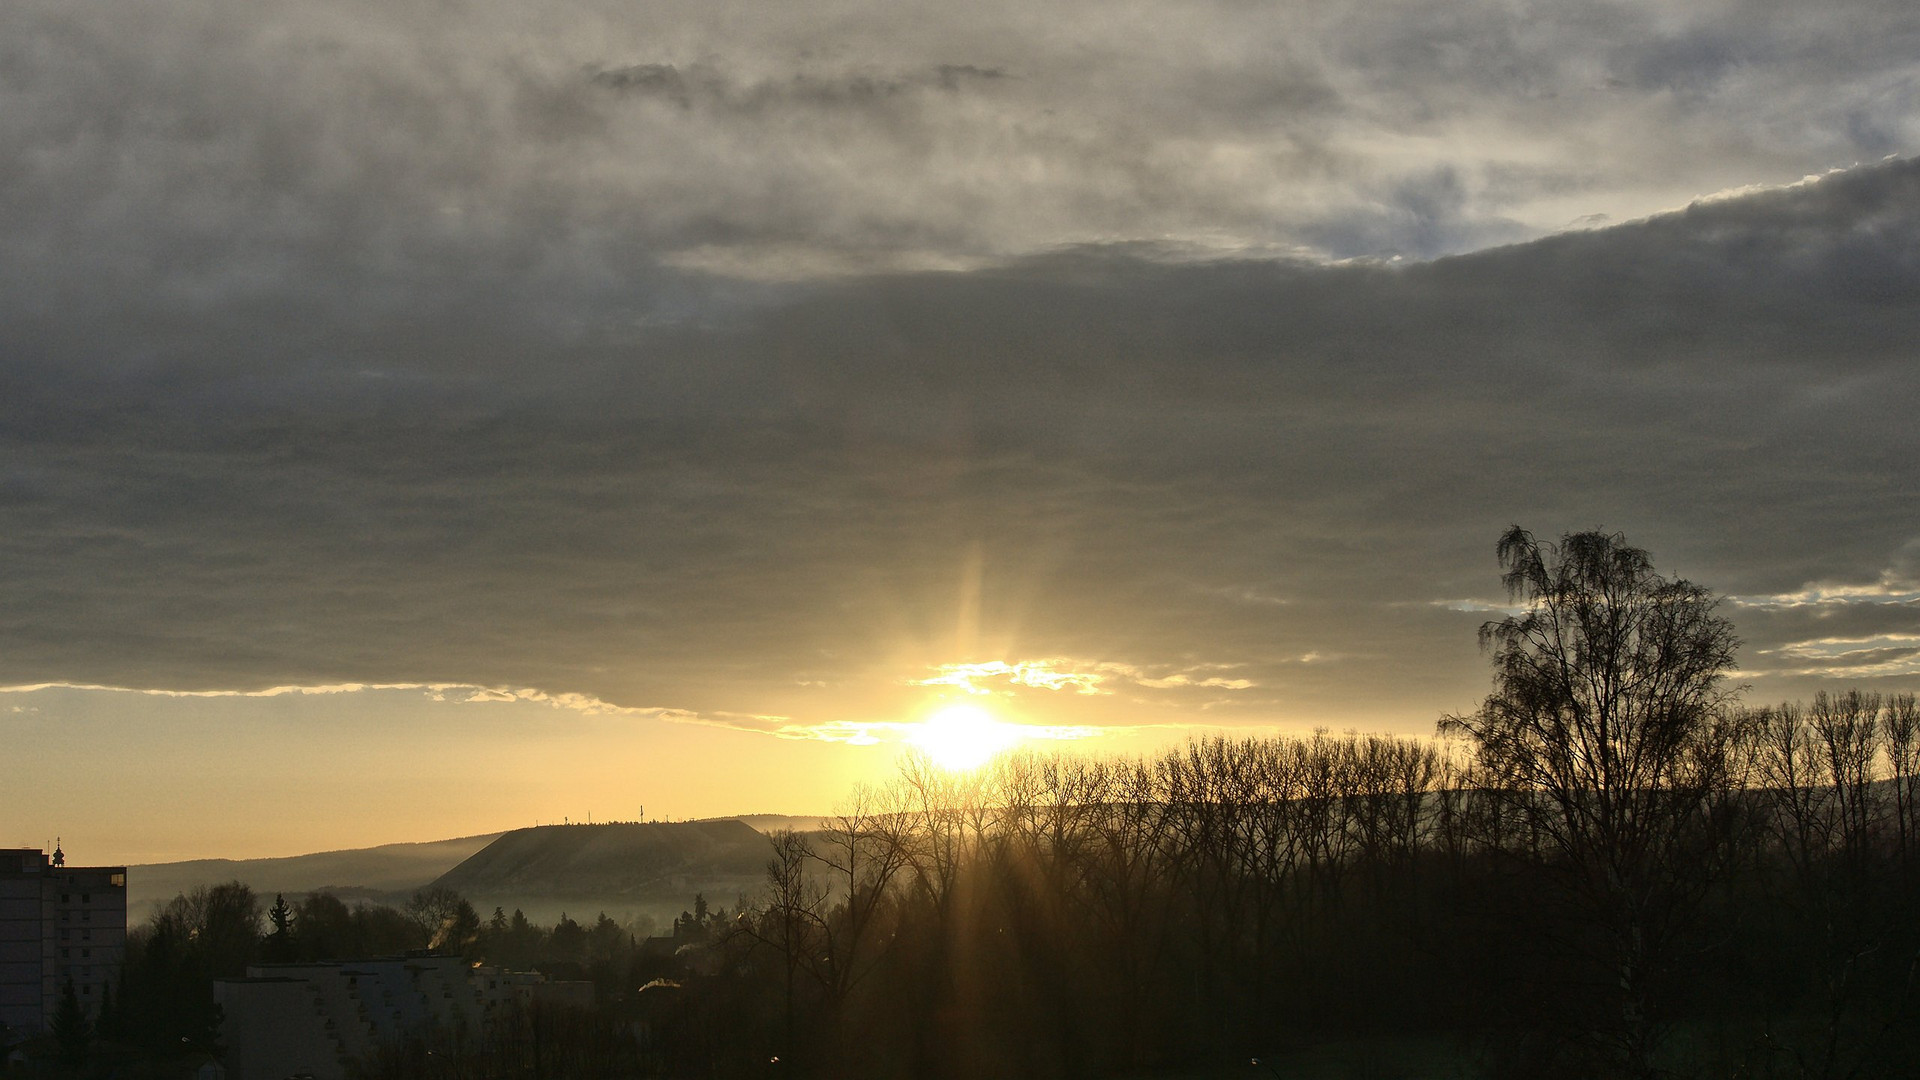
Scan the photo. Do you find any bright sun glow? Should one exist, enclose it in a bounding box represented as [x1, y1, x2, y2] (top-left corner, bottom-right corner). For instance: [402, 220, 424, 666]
[908, 704, 1024, 771]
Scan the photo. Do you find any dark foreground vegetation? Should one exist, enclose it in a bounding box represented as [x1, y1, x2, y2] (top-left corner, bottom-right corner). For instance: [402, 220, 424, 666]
[46, 886, 667, 1076]
[34, 530, 1920, 1079]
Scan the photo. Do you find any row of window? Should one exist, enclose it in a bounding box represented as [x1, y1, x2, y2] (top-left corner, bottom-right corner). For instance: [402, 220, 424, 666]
[57, 872, 127, 888]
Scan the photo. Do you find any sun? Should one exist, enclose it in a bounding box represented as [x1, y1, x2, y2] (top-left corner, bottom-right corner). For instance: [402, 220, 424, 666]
[908, 704, 1024, 771]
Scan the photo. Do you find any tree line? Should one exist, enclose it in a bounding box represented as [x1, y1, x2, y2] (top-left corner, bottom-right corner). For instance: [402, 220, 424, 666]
[49, 529, 1920, 1079]
[653, 529, 1918, 1080]
[692, 700, 1915, 1079]
[55, 884, 665, 1076]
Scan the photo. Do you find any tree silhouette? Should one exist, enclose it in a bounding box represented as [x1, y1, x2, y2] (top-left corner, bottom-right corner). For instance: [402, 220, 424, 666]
[550, 913, 586, 965]
[51, 979, 90, 1072]
[404, 886, 474, 950]
[1441, 527, 1741, 1077]
[262, 893, 295, 962]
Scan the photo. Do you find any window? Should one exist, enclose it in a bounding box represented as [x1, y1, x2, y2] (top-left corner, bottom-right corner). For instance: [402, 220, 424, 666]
[81, 911, 90, 922]
[60, 948, 69, 959]
[60, 893, 69, 903]
[82, 930, 91, 941]
[82, 949, 91, 958]
[82, 984, 92, 995]
[59, 930, 69, 940]
[109, 873, 125, 887]
[81, 893, 90, 903]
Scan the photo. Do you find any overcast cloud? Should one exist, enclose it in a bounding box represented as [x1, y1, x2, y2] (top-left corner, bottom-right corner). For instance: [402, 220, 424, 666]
[3, 0, 1917, 746]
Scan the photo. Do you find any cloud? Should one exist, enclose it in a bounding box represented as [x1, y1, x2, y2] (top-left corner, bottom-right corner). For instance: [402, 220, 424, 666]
[0, 680, 1114, 748]
[1433, 600, 1527, 615]
[5, 0, 1918, 287]
[913, 659, 1257, 696]
[917, 661, 1115, 696]
[1734, 580, 1920, 608]
[787, 716, 1105, 747]
[1751, 636, 1920, 679]
[1731, 543, 1920, 610]
[585, 60, 1008, 110]
[1134, 674, 1258, 690]
[1718, 542, 1920, 689]
[4, 0, 1920, 737]
[0, 678, 730, 726]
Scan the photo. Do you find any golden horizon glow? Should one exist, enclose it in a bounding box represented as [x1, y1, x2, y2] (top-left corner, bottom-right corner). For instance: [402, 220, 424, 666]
[907, 704, 1026, 771]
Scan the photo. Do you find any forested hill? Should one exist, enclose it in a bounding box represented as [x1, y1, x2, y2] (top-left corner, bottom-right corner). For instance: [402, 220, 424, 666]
[430, 820, 773, 910]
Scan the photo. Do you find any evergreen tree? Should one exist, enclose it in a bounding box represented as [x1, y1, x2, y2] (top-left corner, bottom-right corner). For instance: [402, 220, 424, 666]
[263, 893, 296, 962]
[500, 908, 541, 969]
[268, 893, 293, 935]
[93, 981, 119, 1043]
[590, 912, 626, 961]
[51, 979, 90, 1072]
[445, 899, 482, 954]
[550, 913, 586, 964]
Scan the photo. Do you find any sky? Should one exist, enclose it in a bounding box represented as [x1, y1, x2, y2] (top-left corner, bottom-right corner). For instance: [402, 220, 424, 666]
[4, 0, 1919, 862]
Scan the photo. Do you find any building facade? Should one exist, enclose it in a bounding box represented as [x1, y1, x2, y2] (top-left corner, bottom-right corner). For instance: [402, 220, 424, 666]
[0, 846, 128, 1038]
[215, 956, 590, 1080]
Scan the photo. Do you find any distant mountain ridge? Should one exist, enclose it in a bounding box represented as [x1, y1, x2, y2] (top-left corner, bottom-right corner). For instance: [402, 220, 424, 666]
[128, 832, 503, 914]
[695, 813, 831, 834]
[127, 817, 814, 921]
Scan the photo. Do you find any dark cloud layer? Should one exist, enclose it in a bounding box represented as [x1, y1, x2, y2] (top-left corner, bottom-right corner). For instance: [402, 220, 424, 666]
[6, 0, 1920, 735]
[4, 155, 1918, 728]
[6, 0, 1919, 281]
